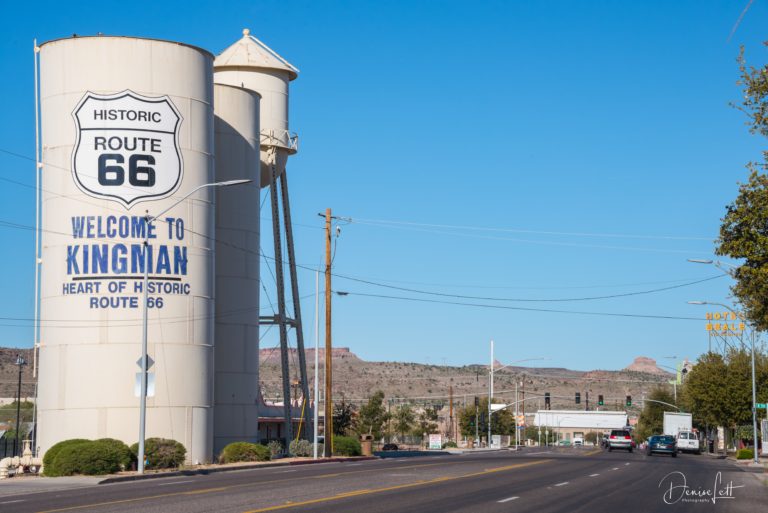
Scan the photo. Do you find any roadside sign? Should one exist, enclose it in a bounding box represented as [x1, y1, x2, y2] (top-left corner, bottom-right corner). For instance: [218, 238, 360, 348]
[429, 434, 442, 450]
[137, 355, 155, 370]
[134, 372, 156, 397]
[755, 403, 767, 409]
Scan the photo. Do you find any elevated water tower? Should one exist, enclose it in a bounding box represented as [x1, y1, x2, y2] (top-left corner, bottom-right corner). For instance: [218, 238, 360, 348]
[214, 29, 299, 187]
[214, 30, 311, 451]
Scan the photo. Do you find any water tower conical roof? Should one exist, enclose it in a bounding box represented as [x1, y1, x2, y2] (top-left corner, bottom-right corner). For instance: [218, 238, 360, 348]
[215, 29, 299, 80]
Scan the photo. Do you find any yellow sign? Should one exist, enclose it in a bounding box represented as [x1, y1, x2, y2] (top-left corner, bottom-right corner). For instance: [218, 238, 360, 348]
[705, 311, 745, 336]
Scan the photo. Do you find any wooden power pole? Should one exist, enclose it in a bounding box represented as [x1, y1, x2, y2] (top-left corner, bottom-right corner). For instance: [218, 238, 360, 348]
[324, 208, 333, 457]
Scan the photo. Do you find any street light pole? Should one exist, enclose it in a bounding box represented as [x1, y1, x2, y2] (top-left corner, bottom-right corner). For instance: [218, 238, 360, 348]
[14, 355, 27, 457]
[137, 179, 250, 474]
[688, 299, 759, 465]
[488, 339, 493, 447]
[313, 270, 320, 460]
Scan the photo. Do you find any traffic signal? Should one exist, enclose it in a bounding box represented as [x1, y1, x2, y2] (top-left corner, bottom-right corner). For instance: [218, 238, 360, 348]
[545, 392, 551, 409]
[575, 392, 581, 404]
[474, 396, 479, 407]
[598, 395, 604, 406]
[626, 395, 632, 407]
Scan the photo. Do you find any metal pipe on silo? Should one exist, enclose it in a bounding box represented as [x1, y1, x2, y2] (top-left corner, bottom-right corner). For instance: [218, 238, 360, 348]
[37, 35, 216, 465]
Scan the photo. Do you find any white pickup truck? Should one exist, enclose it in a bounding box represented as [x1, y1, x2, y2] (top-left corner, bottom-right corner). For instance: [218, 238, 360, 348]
[676, 430, 700, 454]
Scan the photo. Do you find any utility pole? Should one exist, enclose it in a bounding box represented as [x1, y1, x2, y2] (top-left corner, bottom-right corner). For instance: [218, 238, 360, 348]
[323, 208, 333, 457]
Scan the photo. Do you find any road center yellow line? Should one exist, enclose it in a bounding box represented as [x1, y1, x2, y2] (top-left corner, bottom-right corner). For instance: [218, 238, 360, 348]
[242, 459, 550, 513]
[34, 458, 528, 513]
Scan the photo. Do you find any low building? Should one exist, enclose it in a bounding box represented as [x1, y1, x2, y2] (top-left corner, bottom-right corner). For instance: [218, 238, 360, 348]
[533, 410, 628, 443]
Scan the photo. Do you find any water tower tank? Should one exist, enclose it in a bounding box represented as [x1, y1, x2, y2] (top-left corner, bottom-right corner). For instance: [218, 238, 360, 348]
[213, 29, 299, 187]
[212, 84, 261, 454]
[36, 35, 215, 464]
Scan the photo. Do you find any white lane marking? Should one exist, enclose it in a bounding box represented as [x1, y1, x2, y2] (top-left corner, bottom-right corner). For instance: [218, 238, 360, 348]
[0, 500, 25, 504]
[157, 480, 195, 486]
[527, 451, 552, 455]
[589, 473, 600, 477]
[278, 469, 298, 473]
[624, 462, 630, 466]
[347, 463, 363, 466]
[611, 467, 619, 471]
[498, 496, 519, 503]
[554, 482, 569, 487]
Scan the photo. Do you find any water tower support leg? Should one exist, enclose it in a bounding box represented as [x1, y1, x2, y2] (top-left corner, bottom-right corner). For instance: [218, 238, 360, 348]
[269, 160, 293, 451]
[279, 169, 312, 441]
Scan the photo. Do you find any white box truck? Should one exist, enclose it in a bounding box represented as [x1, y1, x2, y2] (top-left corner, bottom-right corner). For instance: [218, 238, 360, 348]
[663, 412, 692, 435]
[663, 412, 699, 453]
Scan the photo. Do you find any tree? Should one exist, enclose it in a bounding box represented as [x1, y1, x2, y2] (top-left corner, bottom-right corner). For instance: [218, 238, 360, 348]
[0, 400, 34, 441]
[393, 404, 416, 441]
[356, 391, 389, 439]
[332, 399, 356, 436]
[415, 406, 439, 436]
[682, 353, 731, 429]
[681, 348, 768, 431]
[635, 387, 677, 441]
[457, 398, 514, 439]
[584, 431, 600, 445]
[716, 44, 768, 330]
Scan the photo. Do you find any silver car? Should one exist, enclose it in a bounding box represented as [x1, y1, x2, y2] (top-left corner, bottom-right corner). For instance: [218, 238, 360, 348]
[608, 429, 633, 452]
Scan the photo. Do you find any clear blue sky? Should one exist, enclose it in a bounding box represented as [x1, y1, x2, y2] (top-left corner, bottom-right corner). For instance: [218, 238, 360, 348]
[2, 1, 766, 371]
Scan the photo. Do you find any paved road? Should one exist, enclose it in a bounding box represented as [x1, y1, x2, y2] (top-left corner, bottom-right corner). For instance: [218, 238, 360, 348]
[1, 448, 765, 512]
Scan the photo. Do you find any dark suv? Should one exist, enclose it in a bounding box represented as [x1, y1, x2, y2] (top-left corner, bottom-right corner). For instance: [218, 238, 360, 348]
[608, 429, 633, 452]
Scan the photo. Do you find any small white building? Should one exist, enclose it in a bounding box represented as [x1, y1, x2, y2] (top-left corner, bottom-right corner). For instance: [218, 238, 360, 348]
[533, 410, 628, 443]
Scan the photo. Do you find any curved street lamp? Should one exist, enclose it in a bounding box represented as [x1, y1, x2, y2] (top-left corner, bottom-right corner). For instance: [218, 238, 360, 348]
[488, 352, 549, 448]
[137, 179, 251, 474]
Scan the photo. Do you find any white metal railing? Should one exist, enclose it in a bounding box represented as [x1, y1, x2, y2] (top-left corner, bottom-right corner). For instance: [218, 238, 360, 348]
[261, 129, 299, 153]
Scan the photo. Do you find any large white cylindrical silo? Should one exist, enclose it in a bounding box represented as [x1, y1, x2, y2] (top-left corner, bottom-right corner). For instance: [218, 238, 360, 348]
[214, 29, 299, 187]
[37, 36, 216, 464]
[212, 84, 261, 455]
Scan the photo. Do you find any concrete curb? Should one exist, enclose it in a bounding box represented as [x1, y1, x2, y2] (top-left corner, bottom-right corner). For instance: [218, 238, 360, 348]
[98, 456, 378, 484]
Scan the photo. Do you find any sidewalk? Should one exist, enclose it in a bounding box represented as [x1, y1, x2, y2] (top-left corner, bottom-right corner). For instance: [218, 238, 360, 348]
[0, 475, 103, 498]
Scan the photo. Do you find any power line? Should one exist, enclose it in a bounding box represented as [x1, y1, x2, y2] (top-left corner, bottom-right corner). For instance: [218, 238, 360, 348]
[329, 274, 725, 303]
[337, 290, 705, 321]
[348, 216, 713, 241]
[0, 215, 719, 305]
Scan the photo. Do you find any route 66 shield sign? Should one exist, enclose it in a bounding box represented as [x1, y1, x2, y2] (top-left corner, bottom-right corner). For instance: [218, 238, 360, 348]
[71, 90, 183, 208]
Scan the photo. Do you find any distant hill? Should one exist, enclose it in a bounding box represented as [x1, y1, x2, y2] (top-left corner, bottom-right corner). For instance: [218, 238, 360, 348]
[0, 347, 34, 398]
[0, 346, 673, 413]
[258, 349, 674, 412]
[623, 356, 668, 375]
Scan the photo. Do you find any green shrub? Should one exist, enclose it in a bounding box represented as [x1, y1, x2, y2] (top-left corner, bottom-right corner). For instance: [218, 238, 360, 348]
[289, 439, 312, 457]
[219, 442, 270, 463]
[442, 441, 458, 449]
[130, 438, 186, 469]
[95, 438, 134, 470]
[267, 440, 284, 458]
[332, 436, 361, 456]
[43, 439, 90, 472]
[47, 440, 125, 476]
[737, 448, 754, 460]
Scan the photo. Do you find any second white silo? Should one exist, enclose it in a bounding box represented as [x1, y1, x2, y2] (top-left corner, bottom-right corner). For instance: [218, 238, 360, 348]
[214, 29, 299, 187]
[212, 84, 261, 455]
